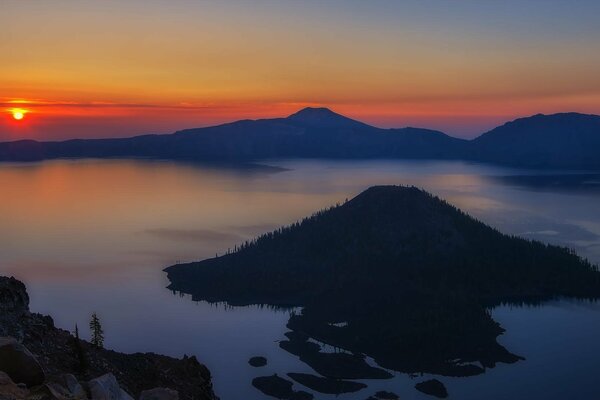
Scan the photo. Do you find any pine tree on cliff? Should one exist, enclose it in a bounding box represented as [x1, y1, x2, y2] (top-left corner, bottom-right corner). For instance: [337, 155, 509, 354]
[71, 323, 88, 372]
[89, 313, 104, 348]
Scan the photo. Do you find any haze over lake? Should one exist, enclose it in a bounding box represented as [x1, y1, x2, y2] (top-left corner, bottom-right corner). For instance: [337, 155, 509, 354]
[1, 158, 599, 400]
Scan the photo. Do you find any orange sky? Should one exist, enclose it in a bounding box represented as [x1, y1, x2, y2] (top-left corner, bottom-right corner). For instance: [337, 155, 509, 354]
[2, 1, 600, 140]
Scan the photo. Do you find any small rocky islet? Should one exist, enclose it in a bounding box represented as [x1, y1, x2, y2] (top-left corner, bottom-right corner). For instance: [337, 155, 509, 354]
[415, 379, 448, 398]
[373, 390, 399, 399]
[251, 374, 313, 400]
[0, 276, 216, 400]
[248, 356, 268, 367]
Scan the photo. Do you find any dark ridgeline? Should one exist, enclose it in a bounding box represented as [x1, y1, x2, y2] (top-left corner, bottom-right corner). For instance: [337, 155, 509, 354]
[1, 107, 598, 169]
[166, 186, 600, 377]
[471, 112, 600, 168]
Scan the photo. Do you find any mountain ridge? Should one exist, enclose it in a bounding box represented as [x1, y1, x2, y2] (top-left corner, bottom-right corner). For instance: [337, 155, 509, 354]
[1, 108, 598, 168]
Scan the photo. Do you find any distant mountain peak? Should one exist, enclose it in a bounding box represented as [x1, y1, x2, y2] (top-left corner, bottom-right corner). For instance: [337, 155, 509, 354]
[286, 107, 370, 128]
[288, 106, 339, 117]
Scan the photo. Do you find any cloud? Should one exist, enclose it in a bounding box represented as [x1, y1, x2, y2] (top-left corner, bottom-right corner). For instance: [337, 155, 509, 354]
[0, 99, 229, 110]
[143, 228, 243, 243]
[228, 223, 279, 235]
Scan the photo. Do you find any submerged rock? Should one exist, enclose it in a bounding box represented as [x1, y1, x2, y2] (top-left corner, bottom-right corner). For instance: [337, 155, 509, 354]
[287, 372, 366, 394]
[251, 374, 294, 399]
[289, 391, 313, 400]
[374, 390, 399, 399]
[415, 379, 448, 398]
[279, 340, 320, 357]
[0, 337, 45, 387]
[298, 351, 392, 380]
[248, 356, 267, 367]
[284, 331, 309, 342]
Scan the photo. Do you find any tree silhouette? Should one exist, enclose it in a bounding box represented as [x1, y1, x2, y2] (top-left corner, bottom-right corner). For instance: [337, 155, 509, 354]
[89, 313, 104, 348]
[71, 323, 88, 372]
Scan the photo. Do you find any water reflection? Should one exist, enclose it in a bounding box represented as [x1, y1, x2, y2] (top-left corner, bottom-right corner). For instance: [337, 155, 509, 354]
[0, 158, 599, 400]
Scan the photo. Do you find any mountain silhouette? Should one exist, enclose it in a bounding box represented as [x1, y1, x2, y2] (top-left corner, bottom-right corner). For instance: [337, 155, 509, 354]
[286, 107, 370, 128]
[470, 112, 600, 168]
[0, 108, 598, 168]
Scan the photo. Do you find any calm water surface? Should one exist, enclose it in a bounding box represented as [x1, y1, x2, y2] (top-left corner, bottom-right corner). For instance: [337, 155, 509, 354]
[1, 158, 599, 399]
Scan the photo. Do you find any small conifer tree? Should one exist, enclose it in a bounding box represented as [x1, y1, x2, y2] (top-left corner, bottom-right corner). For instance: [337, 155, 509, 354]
[71, 323, 88, 372]
[89, 313, 105, 348]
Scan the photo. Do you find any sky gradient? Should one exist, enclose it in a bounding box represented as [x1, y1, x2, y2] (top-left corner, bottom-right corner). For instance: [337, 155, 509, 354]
[2, 0, 600, 141]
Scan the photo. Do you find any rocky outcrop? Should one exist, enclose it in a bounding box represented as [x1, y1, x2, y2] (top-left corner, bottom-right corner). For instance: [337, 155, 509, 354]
[0, 369, 176, 400]
[0, 276, 217, 400]
[0, 278, 29, 315]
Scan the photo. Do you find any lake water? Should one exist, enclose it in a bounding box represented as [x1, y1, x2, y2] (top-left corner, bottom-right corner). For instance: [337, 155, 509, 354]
[1, 158, 599, 400]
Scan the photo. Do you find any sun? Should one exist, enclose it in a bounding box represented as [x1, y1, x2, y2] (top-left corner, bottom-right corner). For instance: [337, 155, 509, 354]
[11, 109, 27, 121]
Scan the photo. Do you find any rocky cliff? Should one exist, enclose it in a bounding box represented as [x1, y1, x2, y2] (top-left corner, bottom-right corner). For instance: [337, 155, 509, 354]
[0, 276, 217, 400]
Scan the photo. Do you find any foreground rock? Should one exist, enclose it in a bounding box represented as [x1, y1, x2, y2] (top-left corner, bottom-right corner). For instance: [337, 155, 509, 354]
[0, 276, 217, 400]
[0, 371, 29, 400]
[415, 379, 448, 398]
[0, 369, 180, 400]
[139, 388, 179, 400]
[88, 373, 135, 400]
[0, 337, 45, 387]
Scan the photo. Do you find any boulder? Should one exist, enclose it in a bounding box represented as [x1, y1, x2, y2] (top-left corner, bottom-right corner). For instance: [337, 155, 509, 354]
[139, 388, 179, 400]
[30, 383, 72, 400]
[0, 371, 29, 400]
[88, 374, 134, 400]
[49, 374, 87, 400]
[0, 337, 45, 387]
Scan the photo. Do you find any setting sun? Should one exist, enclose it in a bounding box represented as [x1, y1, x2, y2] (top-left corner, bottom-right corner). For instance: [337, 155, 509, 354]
[11, 109, 26, 120]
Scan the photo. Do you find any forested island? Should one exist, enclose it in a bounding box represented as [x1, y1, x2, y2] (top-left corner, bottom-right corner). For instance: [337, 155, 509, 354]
[166, 186, 600, 395]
